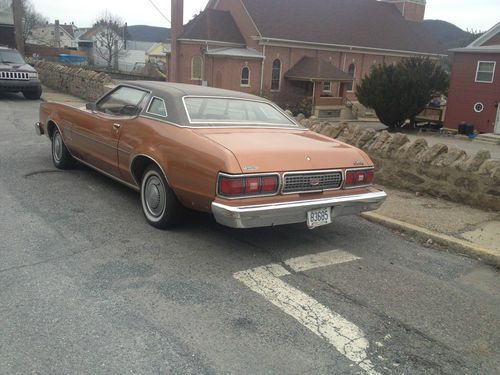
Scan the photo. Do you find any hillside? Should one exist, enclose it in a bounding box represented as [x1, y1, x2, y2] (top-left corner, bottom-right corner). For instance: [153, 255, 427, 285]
[127, 25, 170, 42]
[423, 20, 473, 50]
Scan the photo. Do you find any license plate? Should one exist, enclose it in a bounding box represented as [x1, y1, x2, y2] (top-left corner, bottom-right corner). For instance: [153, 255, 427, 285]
[307, 207, 332, 229]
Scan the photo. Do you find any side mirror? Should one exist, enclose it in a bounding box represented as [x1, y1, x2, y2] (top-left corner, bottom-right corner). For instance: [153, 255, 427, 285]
[86, 102, 96, 112]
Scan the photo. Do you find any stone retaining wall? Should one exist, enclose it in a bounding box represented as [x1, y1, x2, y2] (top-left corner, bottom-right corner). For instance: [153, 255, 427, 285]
[33, 61, 115, 102]
[300, 118, 500, 211]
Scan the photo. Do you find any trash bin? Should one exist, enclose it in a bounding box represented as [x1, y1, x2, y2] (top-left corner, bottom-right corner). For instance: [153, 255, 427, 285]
[458, 122, 474, 135]
[458, 122, 467, 135]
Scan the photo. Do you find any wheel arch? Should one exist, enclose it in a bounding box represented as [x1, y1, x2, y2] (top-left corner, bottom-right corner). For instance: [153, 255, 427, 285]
[46, 119, 62, 140]
[130, 154, 169, 187]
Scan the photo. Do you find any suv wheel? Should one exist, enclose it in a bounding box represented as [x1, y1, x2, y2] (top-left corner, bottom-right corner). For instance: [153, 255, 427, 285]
[23, 86, 42, 100]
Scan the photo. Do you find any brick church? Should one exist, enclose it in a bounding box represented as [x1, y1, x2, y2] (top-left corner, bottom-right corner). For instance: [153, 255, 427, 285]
[168, 0, 443, 116]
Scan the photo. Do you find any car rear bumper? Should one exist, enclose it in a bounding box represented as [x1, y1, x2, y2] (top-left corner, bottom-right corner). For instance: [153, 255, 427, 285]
[0, 79, 41, 92]
[211, 190, 387, 229]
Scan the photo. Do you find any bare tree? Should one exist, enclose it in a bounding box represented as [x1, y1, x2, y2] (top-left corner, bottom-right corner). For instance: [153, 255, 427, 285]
[21, 0, 47, 44]
[93, 11, 126, 69]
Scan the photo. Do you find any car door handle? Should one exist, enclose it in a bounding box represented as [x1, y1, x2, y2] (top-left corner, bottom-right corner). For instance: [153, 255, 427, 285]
[113, 123, 121, 130]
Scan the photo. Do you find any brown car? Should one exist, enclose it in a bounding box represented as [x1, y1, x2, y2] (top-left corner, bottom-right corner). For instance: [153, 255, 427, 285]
[35, 82, 386, 229]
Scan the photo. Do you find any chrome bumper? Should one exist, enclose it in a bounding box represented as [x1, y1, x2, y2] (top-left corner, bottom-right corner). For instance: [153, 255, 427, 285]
[212, 190, 387, 229]
[34, 121, 44, 136]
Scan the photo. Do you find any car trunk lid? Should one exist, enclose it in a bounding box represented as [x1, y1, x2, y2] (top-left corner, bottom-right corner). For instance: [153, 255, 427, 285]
[194, 128, 371, 173]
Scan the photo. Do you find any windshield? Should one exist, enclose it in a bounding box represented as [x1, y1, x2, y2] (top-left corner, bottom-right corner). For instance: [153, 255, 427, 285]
[184, 97, 297, 127]
[0, 50, 25, 65]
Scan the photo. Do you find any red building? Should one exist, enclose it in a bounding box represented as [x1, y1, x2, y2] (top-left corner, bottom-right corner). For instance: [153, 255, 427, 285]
[445, 22, 500, 134]
[168, 0, 443, 117]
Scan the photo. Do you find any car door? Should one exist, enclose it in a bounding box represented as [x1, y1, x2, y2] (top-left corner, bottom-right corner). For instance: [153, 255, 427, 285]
[71, 86, 149, 177]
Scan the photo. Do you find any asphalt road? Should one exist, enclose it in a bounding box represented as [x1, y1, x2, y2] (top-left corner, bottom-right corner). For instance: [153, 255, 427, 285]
[1, 93, 499, 375]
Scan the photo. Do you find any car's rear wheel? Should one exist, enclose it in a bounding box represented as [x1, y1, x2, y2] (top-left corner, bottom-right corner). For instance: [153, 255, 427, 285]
[23, 87, 42, 100]
[140, 165, 181, 229]
[51, 128, 75, 169]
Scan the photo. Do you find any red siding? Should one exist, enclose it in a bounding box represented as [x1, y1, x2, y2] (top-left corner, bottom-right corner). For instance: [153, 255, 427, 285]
[444, 53, 500, 133]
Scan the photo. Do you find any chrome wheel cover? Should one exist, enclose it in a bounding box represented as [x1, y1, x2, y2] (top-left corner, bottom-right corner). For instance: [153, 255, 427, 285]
[53, 132, 63, 162]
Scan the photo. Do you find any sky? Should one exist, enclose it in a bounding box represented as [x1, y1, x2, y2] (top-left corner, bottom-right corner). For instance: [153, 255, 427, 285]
[30, 0, 498, 32]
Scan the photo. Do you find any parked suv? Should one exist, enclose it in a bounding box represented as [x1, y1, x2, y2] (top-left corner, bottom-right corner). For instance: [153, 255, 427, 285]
[0, 46, 42, 100]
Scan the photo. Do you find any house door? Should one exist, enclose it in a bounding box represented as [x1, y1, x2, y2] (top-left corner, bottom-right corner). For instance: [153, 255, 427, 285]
[495, 104, 500, 134]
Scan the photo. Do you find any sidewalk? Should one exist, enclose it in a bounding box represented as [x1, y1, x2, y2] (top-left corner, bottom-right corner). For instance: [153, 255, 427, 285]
[363, 186, 500, 267]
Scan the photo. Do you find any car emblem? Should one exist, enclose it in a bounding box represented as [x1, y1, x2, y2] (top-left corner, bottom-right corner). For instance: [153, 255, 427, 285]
[353, 160, 365, 166]
[309, 177, 320, 186]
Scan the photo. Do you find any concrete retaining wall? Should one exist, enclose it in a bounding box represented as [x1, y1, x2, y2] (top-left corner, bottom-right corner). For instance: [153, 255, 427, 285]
[301, 118, 500, 211]
[33, 61, 115, 102]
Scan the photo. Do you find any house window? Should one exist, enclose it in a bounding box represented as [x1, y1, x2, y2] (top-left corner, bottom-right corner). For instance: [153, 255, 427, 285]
[475, 61, 496, 83]
[271, 59, 281, 91]
[346, 63, 356, 91]
[191, 56, 203, 81]
[241, 66, 250, 86]
[322, 81, 332, 93]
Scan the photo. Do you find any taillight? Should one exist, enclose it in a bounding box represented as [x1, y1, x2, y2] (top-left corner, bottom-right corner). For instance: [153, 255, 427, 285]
[218, 174, 279, 198]
[344, 169, 374, 188]
[245, 177, 261, 194]
[220, 177, 245, 196]
[261, 176, 278, 192]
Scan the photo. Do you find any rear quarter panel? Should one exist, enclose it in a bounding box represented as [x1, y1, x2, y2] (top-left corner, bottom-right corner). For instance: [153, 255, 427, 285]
[118, 117, 242, 212]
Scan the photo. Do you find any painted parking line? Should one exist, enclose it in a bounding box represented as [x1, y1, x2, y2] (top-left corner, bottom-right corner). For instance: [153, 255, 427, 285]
[284, 249, 361, 272]
[234, 250, 380, 375]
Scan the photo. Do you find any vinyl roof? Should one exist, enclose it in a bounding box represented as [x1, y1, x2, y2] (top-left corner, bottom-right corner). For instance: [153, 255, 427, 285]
[123, 81, 261, 100]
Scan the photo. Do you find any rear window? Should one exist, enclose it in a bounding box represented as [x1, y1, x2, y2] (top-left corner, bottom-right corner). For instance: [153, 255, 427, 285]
[183, 97, 297, 127]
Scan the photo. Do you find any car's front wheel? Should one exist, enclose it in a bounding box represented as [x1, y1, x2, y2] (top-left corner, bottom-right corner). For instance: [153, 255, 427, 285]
[51, 128, 75, 169]
[140, 165, 181, 229]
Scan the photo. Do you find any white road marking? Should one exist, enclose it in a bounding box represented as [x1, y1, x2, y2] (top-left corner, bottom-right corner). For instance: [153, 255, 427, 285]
[285, 249, 361, 272]
[234, 250, 380, 375]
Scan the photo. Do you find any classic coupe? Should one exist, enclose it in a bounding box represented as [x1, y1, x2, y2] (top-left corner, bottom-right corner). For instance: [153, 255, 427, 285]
[35, 82, 386, 229]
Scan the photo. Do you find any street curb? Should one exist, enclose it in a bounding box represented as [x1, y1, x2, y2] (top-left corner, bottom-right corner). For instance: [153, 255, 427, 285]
[361, 212, 500, 267]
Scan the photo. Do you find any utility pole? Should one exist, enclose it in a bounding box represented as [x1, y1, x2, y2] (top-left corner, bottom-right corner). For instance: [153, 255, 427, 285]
[12, 0, 25, 55]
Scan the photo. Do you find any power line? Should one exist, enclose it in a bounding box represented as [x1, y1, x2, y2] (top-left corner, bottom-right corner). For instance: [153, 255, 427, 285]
[146, 0, 171, 24]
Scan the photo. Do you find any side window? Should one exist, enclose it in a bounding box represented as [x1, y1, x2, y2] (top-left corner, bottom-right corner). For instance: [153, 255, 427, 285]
[475, 61, 496, 83]
[146, 97, 168, 117]
[96, 86, 147, 116]
[241, 67, 250, 86]
[346, 63, 356, 91]
[192, 56, 203, 80]
[271, 59, 281, 91]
